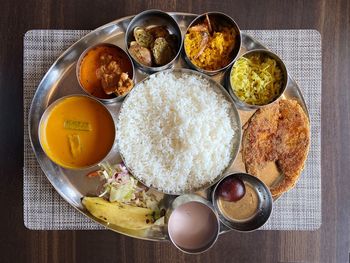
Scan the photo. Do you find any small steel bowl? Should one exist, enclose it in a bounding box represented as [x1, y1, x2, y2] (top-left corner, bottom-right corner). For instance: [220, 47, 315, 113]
[212, 173, 273, 232]
[125, 10, 182, 73]
[167, 195, 220, 254]
[183, 12, 242, 76]
[38, 94, 116, 170]
[76, 43, 135, 104]
[227, 49, 288, 110]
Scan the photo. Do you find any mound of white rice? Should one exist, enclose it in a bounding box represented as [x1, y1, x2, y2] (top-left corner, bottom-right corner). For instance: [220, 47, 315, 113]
[118, 71, 236, 193]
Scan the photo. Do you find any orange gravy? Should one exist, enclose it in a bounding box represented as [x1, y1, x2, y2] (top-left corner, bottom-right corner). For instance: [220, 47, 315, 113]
[39, 96, 115, 169]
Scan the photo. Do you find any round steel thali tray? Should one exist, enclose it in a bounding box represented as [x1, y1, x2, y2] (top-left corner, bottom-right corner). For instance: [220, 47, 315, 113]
[29, 12, 309, 241]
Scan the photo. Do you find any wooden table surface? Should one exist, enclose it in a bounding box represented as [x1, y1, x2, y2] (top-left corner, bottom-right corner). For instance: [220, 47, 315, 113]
[1, 0, 349, 262]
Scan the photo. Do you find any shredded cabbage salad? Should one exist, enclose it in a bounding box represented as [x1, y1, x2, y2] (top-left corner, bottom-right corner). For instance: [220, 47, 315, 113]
[231, 54, 283, 105]
[97, 162, 159, 211]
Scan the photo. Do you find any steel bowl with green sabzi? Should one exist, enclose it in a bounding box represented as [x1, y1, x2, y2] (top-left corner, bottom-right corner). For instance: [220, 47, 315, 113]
[82, 162, 165, 230]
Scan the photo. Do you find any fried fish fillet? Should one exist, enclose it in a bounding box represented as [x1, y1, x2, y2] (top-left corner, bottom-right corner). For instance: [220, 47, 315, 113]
[242, 99, 310, 196]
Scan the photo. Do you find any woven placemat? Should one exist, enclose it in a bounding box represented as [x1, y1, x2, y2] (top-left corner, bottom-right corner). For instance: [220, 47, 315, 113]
[23, 29, 321, 230]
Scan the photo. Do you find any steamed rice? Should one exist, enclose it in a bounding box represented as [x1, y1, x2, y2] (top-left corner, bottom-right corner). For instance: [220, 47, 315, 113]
[118, 71, 236, 193]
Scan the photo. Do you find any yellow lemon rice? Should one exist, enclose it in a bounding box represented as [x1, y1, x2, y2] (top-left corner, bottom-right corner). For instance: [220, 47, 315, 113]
[230, 54, 283, 105]
[184, 27, 236, 71]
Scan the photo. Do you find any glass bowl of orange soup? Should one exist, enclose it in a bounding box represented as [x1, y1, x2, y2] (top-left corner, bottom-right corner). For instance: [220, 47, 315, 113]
[38, 95, 116, 169]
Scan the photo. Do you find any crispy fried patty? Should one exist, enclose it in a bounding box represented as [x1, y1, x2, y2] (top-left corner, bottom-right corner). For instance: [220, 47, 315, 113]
[242, 100, 310, 196]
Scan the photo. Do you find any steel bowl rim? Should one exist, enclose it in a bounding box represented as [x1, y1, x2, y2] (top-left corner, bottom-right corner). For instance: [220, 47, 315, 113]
[228, 48, 289, 110]
[183, 11, 242, 75]
[124, 9, 183, 73]
[211, 172, 273, 232]
[38, 94, 116, 170]
[75, 42, 135, 104]
[167, 200, 220, 254]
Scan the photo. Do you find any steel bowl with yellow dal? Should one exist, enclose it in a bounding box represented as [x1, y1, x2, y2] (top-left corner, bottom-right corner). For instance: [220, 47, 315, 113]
[229, 49, 288, 109]
[39, 95, 115, 169]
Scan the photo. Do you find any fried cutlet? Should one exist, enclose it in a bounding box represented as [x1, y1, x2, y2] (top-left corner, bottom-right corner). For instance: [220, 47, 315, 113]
[242, 99, 310, 196]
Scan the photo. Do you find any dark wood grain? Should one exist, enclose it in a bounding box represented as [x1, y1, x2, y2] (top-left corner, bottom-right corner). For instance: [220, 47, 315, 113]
[0, 0, 349, 262]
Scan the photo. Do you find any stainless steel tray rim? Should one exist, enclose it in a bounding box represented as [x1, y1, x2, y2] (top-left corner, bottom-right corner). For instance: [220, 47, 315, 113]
[28, 12, 309, 241]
